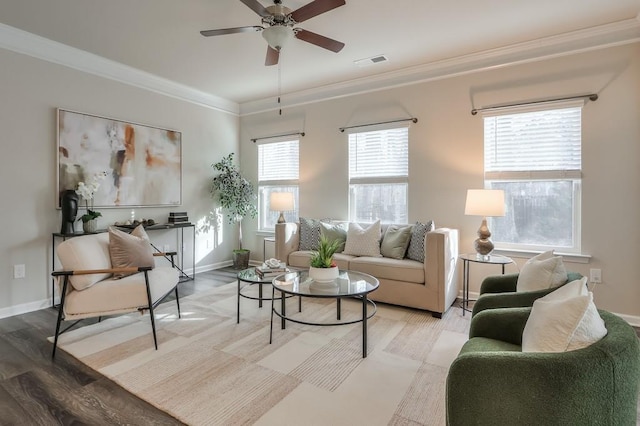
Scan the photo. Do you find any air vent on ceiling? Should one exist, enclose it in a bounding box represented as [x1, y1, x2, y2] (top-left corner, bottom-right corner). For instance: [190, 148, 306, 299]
[354, 54, 388, 67]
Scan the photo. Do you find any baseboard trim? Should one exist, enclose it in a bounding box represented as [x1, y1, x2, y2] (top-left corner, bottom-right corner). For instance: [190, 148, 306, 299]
[0, 298, 55, 320]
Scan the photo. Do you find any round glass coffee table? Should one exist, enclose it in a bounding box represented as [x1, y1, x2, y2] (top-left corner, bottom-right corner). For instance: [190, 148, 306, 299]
[237, 268, 300, 323]
[269, 269, 379, 358]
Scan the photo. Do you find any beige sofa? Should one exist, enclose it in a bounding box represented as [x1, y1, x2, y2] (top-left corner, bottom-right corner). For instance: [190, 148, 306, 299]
[275, 222, 459, 317]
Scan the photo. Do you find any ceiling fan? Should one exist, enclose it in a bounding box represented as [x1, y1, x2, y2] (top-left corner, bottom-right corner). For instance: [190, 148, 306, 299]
[200, 0, 346, 66]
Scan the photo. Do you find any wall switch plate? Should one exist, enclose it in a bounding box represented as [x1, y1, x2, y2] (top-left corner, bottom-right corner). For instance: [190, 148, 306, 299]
[589, 268, 602, 284]
[13, 264, 25, 279]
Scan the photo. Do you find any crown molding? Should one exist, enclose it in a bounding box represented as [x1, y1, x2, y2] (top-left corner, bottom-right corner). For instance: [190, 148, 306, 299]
[240, 17, 640, 116]
[0, 23, 239, 116]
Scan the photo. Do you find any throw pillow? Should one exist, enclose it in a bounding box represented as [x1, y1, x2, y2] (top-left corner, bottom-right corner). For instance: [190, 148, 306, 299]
[522, 277, 607, 352]
[108, 225, 155, 279]
[343, 220, 382, 257]
[516, 250, 568, 292]
[320, 222, 347, 253]
[406, 220, 435, 262]
[380, 225, 413, 259]
[299, 217, 322, 251]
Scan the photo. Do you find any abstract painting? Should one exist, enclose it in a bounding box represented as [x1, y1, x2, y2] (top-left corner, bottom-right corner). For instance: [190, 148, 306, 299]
[57, 109, 182, 207]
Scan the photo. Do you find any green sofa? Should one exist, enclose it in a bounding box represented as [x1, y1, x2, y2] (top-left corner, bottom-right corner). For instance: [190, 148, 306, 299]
[446, 308, 640, 426]
[471, 271, 583, 317]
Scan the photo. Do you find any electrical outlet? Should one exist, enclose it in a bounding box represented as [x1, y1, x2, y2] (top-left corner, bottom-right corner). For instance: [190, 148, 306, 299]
[163, 244, 170, 252]
[590, 268, 602, 284]
[13, 264, 25, 279]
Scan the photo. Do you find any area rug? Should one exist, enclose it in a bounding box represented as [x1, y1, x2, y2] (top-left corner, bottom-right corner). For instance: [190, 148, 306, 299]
[53, 282, 471, 425]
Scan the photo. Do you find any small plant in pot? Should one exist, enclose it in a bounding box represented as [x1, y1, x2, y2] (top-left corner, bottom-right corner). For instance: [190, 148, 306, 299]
[211, 153, 258, 269]
[309, 235, 342, 282]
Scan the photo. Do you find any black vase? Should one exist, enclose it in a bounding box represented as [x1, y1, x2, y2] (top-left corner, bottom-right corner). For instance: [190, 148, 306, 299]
[60, 190, 79, 234]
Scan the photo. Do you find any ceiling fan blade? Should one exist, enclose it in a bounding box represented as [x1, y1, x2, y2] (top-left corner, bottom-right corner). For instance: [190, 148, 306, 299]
[239, 0, 270, 17]
[200, 26, 262, 37]
[295, 29, 344, 53]
[290, 0, 345, 23]
[265, 46, 280, 66]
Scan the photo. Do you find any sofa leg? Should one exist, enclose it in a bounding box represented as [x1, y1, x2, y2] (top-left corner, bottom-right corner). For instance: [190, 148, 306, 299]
[175, 286, 181, 319]
[432, 312, 443, 319]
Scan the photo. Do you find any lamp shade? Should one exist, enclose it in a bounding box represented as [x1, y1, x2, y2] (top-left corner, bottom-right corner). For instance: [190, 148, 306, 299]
[270, 192, 294, 212]
[262, 26, 293, 50]
[464, 189, 505, 217]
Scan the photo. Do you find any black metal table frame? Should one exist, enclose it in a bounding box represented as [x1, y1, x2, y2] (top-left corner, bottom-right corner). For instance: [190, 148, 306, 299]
[269, 286, 377, 358]
[237, 276, 301, 323]
[461, 254, 512, 315]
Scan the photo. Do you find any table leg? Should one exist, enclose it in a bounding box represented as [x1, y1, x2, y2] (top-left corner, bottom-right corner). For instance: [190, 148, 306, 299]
[281, 290, 286, 329]
[362, 295, 368, 358]
[237, 278, 241, 323]
[463, 260, 469, 316]
[259, 282, 263, 308]
[299, 296, 302, 312]
[337, 297, 341, 320]
[269, 286, 275, 344]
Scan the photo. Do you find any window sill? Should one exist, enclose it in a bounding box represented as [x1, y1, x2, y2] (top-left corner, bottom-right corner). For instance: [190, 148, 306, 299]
[493, 248, 591, 264]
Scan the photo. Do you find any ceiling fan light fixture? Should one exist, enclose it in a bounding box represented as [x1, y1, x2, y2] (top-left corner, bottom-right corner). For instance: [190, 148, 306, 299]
[262, 25, 293, 50]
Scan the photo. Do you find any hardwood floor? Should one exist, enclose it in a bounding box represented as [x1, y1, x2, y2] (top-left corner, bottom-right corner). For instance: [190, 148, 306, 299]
[2, 268, 639, 425]
[0, 268, 238, 426]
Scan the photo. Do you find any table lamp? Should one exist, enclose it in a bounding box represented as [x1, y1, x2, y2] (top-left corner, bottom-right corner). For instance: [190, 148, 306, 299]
[270, 192, 294, 224]
[464, 189, 505, 257]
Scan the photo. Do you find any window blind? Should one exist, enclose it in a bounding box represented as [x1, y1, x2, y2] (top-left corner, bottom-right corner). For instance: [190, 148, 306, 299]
[484, 106, 582, 179]
[348, 127, 409, 180]
[258, 140, 299, 182]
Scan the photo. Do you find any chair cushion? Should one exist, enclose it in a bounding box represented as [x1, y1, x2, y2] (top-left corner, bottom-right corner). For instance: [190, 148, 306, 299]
[108, 226, 155, 279]
[522, 277, 607, 352]
[343, 220, 382, 257]
[406, 220, 434, 262]
[57, 232, 112, 291]
[380, 225, 413, 259]
[516, 250, 567, 292]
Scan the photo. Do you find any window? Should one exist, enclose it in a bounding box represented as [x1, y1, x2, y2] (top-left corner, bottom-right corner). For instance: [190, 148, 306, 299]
[258, 140, 299, 231]
[483, 101, 583, 252]
[348, 126, 409, 223]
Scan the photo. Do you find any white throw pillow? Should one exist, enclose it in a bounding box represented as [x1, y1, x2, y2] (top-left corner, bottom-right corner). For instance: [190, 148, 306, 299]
[522, 277, 607, 352]
[516, 250, 568, 292]
[342, 220, 382, 257]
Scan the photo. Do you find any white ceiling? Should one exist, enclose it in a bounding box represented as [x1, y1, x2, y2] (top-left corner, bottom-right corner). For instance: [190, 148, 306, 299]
[1, 0, 639, 112]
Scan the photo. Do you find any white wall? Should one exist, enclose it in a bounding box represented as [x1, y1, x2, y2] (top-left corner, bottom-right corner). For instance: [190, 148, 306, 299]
[239, 43, 640, 318]
[0, 48, 240, 315]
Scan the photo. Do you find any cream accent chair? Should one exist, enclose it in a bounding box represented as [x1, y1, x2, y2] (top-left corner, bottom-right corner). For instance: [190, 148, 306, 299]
[51, 232, 181, 359]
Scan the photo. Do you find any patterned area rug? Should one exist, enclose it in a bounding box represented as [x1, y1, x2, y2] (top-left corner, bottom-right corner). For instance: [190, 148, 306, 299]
[54, 282, 470, 425]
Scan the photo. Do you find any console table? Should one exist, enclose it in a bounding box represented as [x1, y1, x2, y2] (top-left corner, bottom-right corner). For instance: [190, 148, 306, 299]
[51, 223, 195, 307]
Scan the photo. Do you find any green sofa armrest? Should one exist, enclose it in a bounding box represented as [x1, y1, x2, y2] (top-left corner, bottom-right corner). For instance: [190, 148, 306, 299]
[468, 308, 530, 345]
[479, 273, 519, 294]
[447, 311, 640, 426]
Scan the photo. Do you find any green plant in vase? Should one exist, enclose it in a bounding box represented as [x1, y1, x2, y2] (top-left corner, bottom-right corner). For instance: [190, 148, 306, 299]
[310, 235, 341, 268]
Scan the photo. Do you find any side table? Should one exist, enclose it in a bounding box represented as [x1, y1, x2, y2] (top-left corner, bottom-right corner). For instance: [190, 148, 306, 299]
[459, 253, 513, 315]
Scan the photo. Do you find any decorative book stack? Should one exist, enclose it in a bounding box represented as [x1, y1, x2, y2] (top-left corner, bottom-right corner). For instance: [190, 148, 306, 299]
[255, 264, 288, 279]
[168, 212, 190, 225]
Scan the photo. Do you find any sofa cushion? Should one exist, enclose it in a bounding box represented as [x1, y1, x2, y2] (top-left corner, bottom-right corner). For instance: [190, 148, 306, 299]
[343, 220, 382, 257]
[320, 222, 347, 253]
[516, 250, 567, 292]
[380, 225, 413, 259]
[108, 226, 155, 279]
[349, 256, 424, 283]
[57, 232, 112, 291]
[522, 277, 607, 352]
[299, 217, 322, 251]
[406, 220, 434, 262]
[64, 266, 179, 318]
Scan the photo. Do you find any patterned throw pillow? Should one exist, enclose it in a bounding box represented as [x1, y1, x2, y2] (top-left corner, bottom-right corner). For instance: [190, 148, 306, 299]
[343, 220, 382, 257]
[406, 220, 435, 262]
[299, 217, 322, 251]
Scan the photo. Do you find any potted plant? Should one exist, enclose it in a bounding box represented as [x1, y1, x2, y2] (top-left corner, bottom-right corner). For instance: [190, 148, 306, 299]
[211, 153, 258, 269]
[309, 235, 342, 282]
[75, 171, 107, 233]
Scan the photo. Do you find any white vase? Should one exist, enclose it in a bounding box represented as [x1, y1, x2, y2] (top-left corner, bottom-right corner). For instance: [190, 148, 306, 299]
[83, 219, 98, 233]
[309, 266, 339, 283]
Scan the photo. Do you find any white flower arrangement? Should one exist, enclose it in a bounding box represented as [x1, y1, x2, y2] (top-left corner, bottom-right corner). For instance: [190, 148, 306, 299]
[76, 171, 108, 223]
